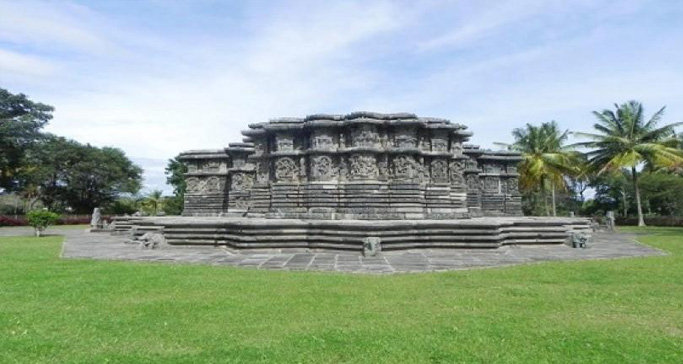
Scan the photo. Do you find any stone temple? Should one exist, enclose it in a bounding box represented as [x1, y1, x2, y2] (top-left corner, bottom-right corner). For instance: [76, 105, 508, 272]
[124, 112, 590, 251]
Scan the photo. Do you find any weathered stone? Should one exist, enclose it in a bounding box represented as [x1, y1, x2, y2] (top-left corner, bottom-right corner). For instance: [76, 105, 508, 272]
[362, 237, 382, 256]
[178, 112, 522, 219]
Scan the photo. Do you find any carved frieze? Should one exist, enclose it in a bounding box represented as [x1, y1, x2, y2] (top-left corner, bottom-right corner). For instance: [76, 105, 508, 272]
[186, 177, 199, 193]
[431, 138, 448, 152]
[394, 126, 417, 148]
[466, 174, 479, 191]
[206, 176, 223, 192]
[351, 125, 379, 148]
[311, 155, 334, 180]
[274, 157, 299, 181]
[255, 161, 269, 183]
[466, 157, 478, 170]
[231, 172, 253, 191]
[275, 133, 294, 152]
[483, 163, 501, 174]
[349, 154, 378, 179]
[483, 177, 500, 193]
[507, 177, 519, 194]
[431, 159, 448, 182]
[449, 160, 465, 186]
[507, 164, 518, 174]
[451, 142, 463, 157]
[392, 155, 418, 179]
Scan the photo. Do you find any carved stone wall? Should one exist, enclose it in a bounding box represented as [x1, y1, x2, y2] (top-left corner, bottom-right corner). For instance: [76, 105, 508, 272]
[181, 112, 523, 219]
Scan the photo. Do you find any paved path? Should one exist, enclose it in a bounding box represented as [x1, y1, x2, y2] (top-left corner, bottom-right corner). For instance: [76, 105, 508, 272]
[3, 227, 656, 274]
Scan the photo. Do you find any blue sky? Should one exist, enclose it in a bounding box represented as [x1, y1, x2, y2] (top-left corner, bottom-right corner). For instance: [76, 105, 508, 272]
[2, 0, 682, 193]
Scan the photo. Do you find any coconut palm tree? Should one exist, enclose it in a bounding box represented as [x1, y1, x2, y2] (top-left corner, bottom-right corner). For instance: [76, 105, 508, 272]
[510, 121, 581, 216]
[141, 190, 165, 216]
[573, 101, 683, 226]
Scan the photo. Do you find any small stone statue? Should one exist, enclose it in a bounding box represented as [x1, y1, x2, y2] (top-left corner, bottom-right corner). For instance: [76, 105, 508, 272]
[362, 237, 382, 257]
[90, 207, 102, 229]
[606, 211, 616, 231]
[569, 232, 589, 249]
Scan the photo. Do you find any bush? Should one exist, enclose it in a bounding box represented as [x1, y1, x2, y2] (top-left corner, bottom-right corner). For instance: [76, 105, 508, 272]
[0, 216, 26, 226]
[26, 210, 60, 237]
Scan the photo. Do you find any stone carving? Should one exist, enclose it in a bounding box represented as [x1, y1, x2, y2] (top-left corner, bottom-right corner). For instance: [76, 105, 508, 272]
[206, 177, 222, 192]
[200, 160, 220, 172]
[483, 177, 499, 192]
[507, 164, 518, 174]
[466, 157, 478, 170]
[185, 177, 203, 193]
[311, 155, 334, 180]
[231, 172, 253, 191]
[449, 160, 465, 186]
[351, 125, 379, 147]
[362, 237, 382, 257]
[275, 157, 298, 180]
[276, 136, 294, 151]
[507, 178, 519, 194]
[466, 174, 479, 190]
[377, 157, 388, 177]
[349, 154, 378, 179]
[395, 127, 417, 148]
[393, 155, 417, 179]
[312, 132, 334, 150]
[235, 196, 249, 209]
[451, 142, 463, 156]
[255, 162, 269, 183]
[483, 163, 501, 174]
[431, 159, 448, 182]
[431, 138, 448, 152]
[90, 207, 102, 229]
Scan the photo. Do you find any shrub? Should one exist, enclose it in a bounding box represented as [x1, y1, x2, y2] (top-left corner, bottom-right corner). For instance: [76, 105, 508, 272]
[26, 210, 60, 237]
[0, 216, 26, 226]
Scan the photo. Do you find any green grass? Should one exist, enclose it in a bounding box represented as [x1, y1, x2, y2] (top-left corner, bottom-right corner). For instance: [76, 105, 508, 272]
[1, 228, 682, 363]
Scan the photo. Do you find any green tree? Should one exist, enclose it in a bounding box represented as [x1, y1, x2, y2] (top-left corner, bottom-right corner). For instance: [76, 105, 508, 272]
[26, 210, 60, 237]
[24, 135, 143, 213]
[164, 156, 187, 215]
[574, 101, 683, 226]
[510, 121, 581, 216]
[140, 190, 165, 216]
[0, 88, 53, 190]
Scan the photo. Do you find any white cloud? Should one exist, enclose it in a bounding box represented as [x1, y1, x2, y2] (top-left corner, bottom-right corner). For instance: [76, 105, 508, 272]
[0, 48, 58, 77]
[3, 0, 683, 193]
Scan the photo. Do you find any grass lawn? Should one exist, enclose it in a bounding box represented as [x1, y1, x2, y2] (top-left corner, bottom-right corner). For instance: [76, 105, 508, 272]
[1, 228, 682, 363]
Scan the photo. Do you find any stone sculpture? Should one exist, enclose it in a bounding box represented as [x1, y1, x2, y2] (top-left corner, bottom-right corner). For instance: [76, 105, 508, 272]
[90, 207, 102, 229]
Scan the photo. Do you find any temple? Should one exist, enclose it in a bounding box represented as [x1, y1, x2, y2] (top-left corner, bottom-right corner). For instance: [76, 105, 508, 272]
[178, 112, 523, 220]
[114, 112, 590, 251]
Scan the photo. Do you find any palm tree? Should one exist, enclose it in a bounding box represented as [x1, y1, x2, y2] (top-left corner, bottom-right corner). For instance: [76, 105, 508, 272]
[142, 190, 165, 216]
[510, 121, 580, 216]
[574, 101, 683, 226]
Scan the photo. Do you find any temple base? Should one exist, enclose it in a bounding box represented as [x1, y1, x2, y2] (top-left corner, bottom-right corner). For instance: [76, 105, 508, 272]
[115, 216, 592, 251]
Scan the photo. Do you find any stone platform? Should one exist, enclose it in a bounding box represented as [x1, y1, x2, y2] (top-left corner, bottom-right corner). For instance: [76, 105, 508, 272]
[119, 216, 592, 251]
[58, 229, 666, 274]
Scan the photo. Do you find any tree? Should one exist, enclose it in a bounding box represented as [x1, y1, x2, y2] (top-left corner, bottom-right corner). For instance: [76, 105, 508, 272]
[0, 88, 53, 190]
[510, 121, 581, 216]
[26, 210, 60, 237]
[23, 135, 143, 213]
[140, 190, 165, 216]
[574, 101, 683, 226]
[164, 156, 187, 215]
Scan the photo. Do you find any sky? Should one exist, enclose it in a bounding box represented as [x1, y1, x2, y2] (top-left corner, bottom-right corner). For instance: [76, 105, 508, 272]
[1, 0, 682, 194]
